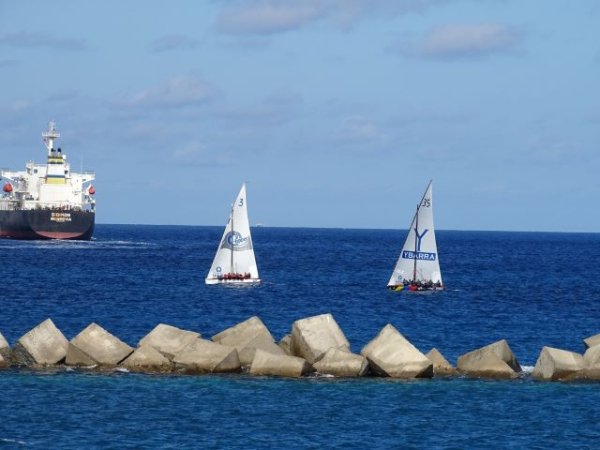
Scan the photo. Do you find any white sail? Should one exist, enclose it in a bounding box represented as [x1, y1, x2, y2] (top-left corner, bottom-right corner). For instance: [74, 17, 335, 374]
[387, 181, 443, 287]
[205, 183, 260, 284]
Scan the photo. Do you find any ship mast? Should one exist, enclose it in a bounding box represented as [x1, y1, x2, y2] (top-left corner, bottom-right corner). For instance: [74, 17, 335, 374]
[42, 121, 60, 155]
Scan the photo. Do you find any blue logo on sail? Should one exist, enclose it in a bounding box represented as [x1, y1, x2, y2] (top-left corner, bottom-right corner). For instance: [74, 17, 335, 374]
[402, 250, 436, 261]
[221, 231, 252, 251]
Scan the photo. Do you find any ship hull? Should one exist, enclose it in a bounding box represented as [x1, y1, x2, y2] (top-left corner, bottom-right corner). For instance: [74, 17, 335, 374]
[0, 210, 95, 240]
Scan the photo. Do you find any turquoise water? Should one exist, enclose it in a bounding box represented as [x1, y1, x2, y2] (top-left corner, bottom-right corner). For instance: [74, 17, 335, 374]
[1, 225, 599, 448]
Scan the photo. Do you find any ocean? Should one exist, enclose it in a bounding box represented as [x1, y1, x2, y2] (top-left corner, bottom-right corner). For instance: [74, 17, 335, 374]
[1, 225, 599, 448]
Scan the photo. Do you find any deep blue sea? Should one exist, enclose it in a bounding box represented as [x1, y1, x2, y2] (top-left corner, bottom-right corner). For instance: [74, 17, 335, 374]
[1, 225, 599, 449]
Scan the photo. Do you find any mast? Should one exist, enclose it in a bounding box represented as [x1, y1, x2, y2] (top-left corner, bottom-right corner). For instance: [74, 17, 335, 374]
[230, 204, 235, 274]
[42, 121, 60, 155]
[412, 204, 419, 282]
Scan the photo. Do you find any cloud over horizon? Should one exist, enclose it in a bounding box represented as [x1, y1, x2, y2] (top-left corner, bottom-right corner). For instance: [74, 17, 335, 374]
[394, 23, 521, 59]
[148, 34, 200, 53]
[116, 75, 218, 109]
[216, 0, 450, 35]
[0, 31, 88, 51]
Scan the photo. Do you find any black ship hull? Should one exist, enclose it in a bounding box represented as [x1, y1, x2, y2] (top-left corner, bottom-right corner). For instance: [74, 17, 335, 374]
[0, 209, 95, 240]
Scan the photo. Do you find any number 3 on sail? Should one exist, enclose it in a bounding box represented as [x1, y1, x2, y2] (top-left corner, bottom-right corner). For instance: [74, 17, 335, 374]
[205, 183, 261, 285]
[387, 181, 444, 292]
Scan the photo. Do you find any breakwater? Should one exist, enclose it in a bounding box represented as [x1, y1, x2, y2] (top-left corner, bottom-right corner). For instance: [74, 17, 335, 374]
[1, 314, 598, 381]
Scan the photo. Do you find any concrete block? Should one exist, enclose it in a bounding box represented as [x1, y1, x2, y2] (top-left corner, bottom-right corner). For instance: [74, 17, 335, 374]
[212, 316, 281, 366]
[457, 352, 516, 379]
[212, 316, 274, 347]
[0, 331, 10, 363]
[313, 348, 368, 377]
[457, 340, 520, 378]
[138, 324, 201, 360]
[360, 324, 433, 378]
[249, 349, 310, 378]
[584, 333, 600, 350]
[278, 334, 292, 355]
[532, 346, 584, 381]
[12, 318, 68, 366]
[120, 345, 172, 373]
[0, 353, 6, 369]
[290, 313, 350, 364]
[66, 323, 133, 367]
[457, 340, 521, 373]
[173, 339, 240, 374]
[583, 344, 600, 368]
[426, 348, 457, 376]
[237, 333, 285, 367]
[65, 342, 97, 367]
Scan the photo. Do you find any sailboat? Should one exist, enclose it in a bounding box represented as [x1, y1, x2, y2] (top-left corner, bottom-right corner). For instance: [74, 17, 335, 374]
[205, 183, 261, 285]
[387, 181, 443, 292]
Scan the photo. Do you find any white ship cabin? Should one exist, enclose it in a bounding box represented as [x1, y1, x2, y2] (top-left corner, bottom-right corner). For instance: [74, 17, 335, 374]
[0, 122, 96, 212]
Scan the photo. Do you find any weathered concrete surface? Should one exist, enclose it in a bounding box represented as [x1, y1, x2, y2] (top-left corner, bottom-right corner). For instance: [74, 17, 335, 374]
[0, 331, 10, 363]
[532, 346, 584, 381]
[426, 348, 457, 376]
[572, 344, 600, 380]
[66, 323, 133, 367]
[313, 348, 368, 377]
[278, 334, 292, 355]
[138, 324, 200, 361]
[120, 345, 172, 373]
[290, 313, 350, 364]
[211, 317, 282, 366]
[249, 349, 310, 377]
[584, 344, 600, 367]
[360, 324, 433, 378]
[12, 318, 69, 366]
[65, 343, 97, 367]
[584, 333, 600, 350]
[237, 333, 285, 366]
[457, 353, 516, 379]
[456, 340, 520, 379]
[212, 316, 274, 346]
[173, 339, 240, 374]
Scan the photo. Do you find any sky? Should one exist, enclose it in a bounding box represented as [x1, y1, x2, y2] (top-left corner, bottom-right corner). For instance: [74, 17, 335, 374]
[0, 0, 599, 231]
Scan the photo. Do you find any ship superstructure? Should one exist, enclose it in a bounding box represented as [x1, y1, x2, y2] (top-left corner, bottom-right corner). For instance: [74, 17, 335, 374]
[0, 122, 96, 239]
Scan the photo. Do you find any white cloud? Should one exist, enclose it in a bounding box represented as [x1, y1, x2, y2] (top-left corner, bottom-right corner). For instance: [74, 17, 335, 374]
[395, 23, 521, 59]
[148, 34, 199, 53]
[118, 75, 217, 109]
[0, 32, 88, 51]
[216, 0, 450, 35]
[172, 141, 232, 166]
[336, 116, 387, 144]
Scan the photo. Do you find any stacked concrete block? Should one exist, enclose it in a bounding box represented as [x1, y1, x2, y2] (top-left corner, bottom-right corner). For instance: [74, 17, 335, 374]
[66, 323, 133, 367]
[12, 319, 69, 366]
[361, 324, 433, 378]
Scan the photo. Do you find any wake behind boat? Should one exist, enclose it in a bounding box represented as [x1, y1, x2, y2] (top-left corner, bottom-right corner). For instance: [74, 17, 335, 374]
[205, 183, 260, 285]
[387, 181, 443, 292]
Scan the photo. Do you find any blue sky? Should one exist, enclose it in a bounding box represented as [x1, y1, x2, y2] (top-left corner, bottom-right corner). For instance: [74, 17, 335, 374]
[1, 0, 599, 231]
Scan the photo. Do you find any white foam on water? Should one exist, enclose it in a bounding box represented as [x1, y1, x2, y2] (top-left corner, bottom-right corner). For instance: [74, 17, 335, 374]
[115, 367, 129, 373]
[521, 365, 535, 374]
[1, 438, 27, 445]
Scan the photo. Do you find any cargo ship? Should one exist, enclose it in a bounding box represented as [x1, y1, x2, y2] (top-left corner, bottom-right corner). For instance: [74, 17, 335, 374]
[0, 122, 96, 240]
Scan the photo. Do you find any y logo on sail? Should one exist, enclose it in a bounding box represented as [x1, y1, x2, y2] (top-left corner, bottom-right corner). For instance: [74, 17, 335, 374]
[401, 226, 437, 261]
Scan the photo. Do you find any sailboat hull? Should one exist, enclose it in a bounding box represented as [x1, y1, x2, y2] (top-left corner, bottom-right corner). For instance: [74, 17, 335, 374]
[205, 278, 261, 285]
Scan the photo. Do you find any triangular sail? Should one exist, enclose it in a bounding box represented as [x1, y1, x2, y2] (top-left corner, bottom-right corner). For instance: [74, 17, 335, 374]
[387, 181, 442, 287]
[206, 183, 260, 284]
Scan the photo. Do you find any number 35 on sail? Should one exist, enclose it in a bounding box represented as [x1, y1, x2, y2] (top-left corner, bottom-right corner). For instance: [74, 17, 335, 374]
[387, 181, 444, 292]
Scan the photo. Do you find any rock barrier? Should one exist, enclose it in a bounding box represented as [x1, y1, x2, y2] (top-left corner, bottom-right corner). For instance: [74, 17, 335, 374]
[0, 315, 598, 382]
